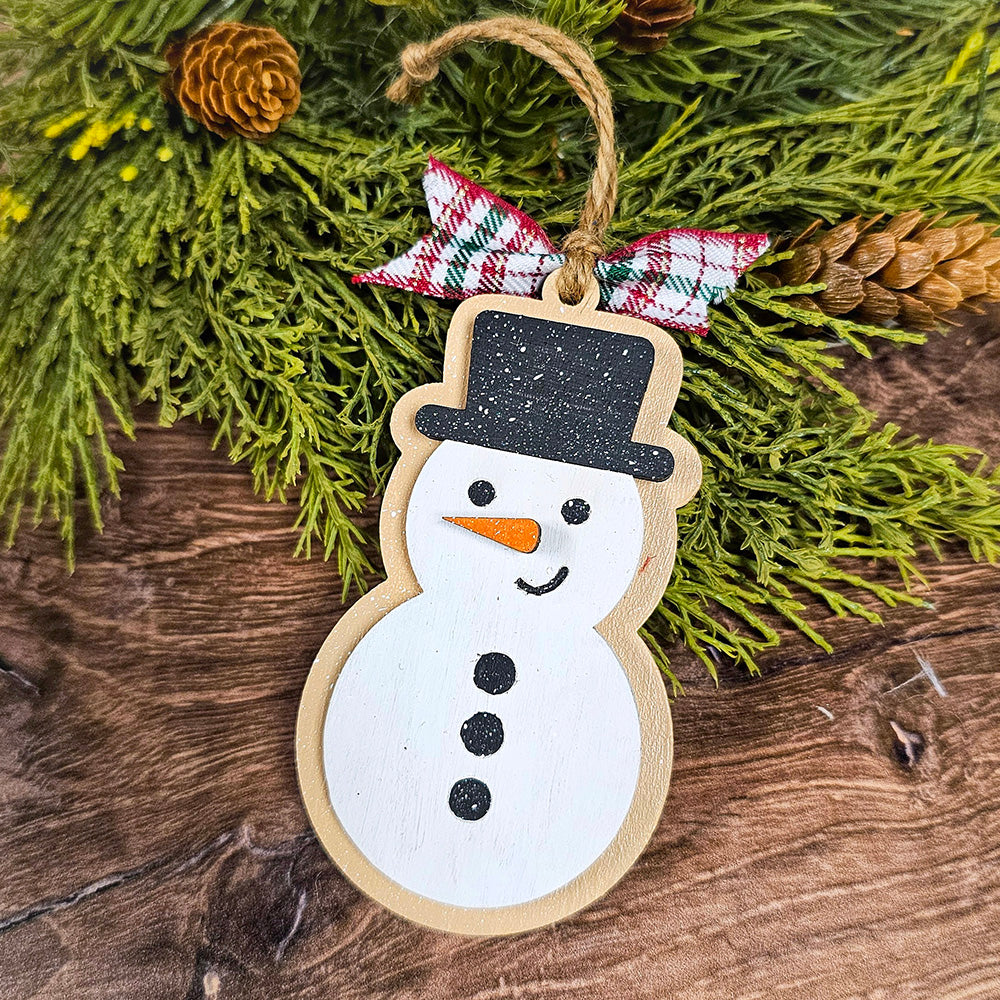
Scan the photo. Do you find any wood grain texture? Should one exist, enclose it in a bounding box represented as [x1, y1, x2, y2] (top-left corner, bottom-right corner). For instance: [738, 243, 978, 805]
[1, 318, 999, 998]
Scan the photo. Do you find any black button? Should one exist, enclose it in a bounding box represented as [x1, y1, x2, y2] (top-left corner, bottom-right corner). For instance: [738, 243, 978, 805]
[449, 778, 491, 821]
[474, 652, 516, 694]
[460, 712, 504, 756]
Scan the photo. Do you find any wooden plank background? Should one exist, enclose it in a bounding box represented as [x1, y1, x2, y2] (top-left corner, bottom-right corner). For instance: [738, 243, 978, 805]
[0, 320, 998, 999]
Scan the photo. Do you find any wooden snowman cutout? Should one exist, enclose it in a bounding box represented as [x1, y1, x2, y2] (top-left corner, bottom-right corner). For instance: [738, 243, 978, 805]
[297, 272, 701, 935]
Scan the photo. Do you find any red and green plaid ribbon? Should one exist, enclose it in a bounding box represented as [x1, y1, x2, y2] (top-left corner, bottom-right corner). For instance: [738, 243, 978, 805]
[354, 157, 769, 336]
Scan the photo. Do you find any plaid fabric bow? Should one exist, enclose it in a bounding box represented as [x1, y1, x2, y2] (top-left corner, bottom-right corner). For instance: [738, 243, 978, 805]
[354, 157, 769, 336]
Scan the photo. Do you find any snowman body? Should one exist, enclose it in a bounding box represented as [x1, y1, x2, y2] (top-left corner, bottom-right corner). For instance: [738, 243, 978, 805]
[322, 441, 646, 909]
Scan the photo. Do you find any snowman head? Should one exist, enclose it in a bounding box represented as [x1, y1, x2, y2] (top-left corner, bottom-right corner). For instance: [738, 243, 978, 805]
[393, 306, 694, 624]
[405, 440, 646, 625]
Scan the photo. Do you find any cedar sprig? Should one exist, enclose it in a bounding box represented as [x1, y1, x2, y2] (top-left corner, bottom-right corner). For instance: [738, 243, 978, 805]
[1, 0, 999, 682]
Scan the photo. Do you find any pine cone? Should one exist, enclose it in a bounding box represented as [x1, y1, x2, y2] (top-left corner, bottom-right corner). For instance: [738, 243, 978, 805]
[768, 211, 1000, 331]
[611, 0, 695, 53]
[164, 22, 301, 141]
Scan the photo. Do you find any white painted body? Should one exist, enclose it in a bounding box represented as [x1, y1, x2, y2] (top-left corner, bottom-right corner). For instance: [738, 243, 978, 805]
[322, 441, 647, 909]
[323, 596, 641, 908]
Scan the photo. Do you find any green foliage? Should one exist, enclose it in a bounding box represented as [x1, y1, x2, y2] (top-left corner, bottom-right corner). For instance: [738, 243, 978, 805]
[1, 0, 998, 680]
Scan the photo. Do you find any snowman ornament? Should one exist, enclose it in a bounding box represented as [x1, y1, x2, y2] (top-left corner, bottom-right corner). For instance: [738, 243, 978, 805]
[297, 272, 704, 935]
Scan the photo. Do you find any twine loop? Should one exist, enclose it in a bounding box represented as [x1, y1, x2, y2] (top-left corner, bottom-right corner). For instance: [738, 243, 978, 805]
[558, 229, 604, 301]
[385, 17, 618, 304]
[388, 43, 439, 99]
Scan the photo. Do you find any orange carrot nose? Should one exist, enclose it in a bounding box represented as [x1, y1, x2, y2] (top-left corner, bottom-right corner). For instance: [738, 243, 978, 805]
[443, 516, 541, 553]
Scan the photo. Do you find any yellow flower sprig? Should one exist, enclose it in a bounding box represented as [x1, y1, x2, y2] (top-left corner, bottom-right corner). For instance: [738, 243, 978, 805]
[0, 188, 32, 240]
[42, 110, 88, 139]
[41, 108, 156, 161]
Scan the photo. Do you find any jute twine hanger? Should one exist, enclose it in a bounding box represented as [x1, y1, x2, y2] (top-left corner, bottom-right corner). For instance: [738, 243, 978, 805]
[385, 17, 618, 306]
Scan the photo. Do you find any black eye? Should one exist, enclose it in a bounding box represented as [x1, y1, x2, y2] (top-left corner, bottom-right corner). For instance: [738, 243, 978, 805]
[468, 480, 496, 506]
[561, 499, 590, 525]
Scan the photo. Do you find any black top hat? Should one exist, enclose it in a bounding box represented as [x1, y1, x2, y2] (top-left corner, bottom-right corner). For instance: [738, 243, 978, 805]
[415, 310, 674, 482]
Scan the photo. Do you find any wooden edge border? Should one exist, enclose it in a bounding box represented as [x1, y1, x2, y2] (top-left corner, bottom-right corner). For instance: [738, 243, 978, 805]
[296, 281, 700, 935]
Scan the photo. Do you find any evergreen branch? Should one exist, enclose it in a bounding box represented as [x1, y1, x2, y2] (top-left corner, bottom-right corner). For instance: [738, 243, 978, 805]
[1, 0, 998, 678]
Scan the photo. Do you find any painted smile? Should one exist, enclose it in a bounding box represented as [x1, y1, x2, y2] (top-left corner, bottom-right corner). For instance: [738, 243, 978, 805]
[516, 566, 569, 596]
